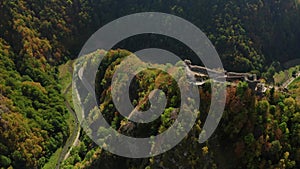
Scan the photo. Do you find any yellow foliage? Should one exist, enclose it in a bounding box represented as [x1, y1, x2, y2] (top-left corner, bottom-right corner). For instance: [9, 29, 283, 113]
[202, 146, 209, 155]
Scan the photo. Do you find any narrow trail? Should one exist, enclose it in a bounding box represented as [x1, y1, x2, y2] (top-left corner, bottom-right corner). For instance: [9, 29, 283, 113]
[56, 64, 81, 169]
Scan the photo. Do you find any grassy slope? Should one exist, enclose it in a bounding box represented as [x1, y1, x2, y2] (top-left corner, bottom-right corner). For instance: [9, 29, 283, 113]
[59, 60, 75, 137]
[42, 148, 62, 169]
[274, 66, 299, 86]
[59, 60, 74, 105]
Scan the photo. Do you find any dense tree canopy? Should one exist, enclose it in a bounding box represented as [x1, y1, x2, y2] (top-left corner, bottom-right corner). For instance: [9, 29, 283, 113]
[61, 50, 300, 169]
[0, 0, 300, 168]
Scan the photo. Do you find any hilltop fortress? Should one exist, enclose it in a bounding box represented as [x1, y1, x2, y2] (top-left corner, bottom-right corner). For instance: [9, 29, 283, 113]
[184, 60, 267, 94]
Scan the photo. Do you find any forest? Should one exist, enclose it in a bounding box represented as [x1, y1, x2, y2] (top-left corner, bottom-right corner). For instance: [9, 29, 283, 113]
[61, 49, 300, 169]
[0, 0, 299, 169]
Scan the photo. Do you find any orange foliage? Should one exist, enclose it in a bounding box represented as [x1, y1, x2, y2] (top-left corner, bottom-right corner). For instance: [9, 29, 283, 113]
[22, 81, 47, 93]
[235, 141, 245, 157]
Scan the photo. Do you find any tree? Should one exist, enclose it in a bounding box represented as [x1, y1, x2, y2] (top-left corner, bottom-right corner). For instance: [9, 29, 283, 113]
[0, 155, 11, 168]
[257, 100, 270, 115]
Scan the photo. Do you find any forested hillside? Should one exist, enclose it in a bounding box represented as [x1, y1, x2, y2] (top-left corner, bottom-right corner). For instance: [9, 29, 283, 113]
[62, 50, 300, 169]
[0, 37, 68, 168]
[1, 0, 299, 70]
[0, 0, 299, 169]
